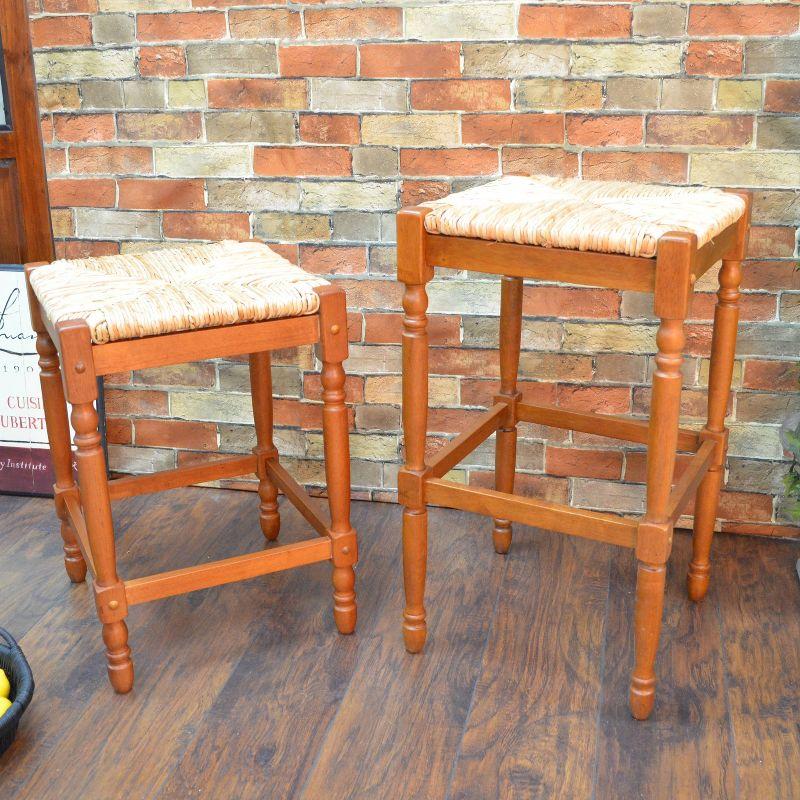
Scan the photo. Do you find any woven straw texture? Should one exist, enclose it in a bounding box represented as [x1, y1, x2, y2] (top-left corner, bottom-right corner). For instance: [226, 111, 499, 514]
[422, 175, 746, 258]
[30, 241, 329, 344]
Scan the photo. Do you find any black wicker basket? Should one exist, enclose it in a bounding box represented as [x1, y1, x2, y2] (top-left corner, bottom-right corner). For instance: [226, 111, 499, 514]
[0, 627, 34, 757]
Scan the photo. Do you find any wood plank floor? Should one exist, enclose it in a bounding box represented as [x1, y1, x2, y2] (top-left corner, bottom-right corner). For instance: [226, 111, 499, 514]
[0, 488, 798, 799]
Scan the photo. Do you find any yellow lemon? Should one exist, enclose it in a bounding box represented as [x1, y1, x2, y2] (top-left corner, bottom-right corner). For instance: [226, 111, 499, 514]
[0, 669, 9, 699]
[0, 696, 11, 717]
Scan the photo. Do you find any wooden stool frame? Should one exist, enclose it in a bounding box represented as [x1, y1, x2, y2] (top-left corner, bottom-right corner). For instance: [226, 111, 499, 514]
[24, 270, 357, 694]
[397, 190, 750, 720]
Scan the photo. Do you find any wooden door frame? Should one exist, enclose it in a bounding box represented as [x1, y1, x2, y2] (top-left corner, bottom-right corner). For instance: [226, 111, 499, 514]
[0, 0, 53, 263]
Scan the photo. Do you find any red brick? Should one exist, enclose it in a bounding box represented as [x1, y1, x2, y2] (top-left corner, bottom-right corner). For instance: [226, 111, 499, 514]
[647, 114, 753, 147]
[689, 5, 799, 36]
[545, 446, 623, 480]
[716, 490, 774, 522]
[401, 180, 450, 206]
[304, 8, 402, 39]
[523, 287, 620, 319]
[41, 0, 95, 11]
[460, 379, 558, 408]
[557, 385, 631, 414]
[299, 114, 360, 144]
[46, 147, 67, 175]
[360, 43, 461, 78]
[135, 419, 218, 450]
[502, 147, 579, 178]
[684, 324, 714, 356]
[48, 178, 115, 207]
[229, 9, 301, 39]
[582, 151, 687, 183]
[462, 113, 564, 145]
[53, 113, 115, 142]
[519, 4, 631, 39]
[137, 11, 226, 41]
[138, 46, 186, 78]
[689, 292, 776, 322]
[400, 148, 498, 177]
[208, 79, 307, 109]
[765, 80, 800, 112]
[429, 348, 500, 377]
[30, 14, 91, 47]
[741, 261, 800, 292]
[299, 245, 367, 275]
[163, 212, 250, 241]
[117, 112, 202, 141]
[303, 374, 364, 404]
[686, 41, 743, 77]
[118, 178, 206, 210]
[720, 522, 798, 537]
[743, 360, 799, 391]
[104, 389, 168, 416]
[279, 45, 356, 77]
[566, 115, 643, 146]
[624, 451, 695, 484]
[40, 116, 54, 144]
[69, 146, 153, 175]
[748, 226, 797, 259]
[412, 80, 511, 111]
[365, 313, 461, 345]
[254, 146, 352, 177]
[106, 417, 132, 445]
[58, 240, 119, 259]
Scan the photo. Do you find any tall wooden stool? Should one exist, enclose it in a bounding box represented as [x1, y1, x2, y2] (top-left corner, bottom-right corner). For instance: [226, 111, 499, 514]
[397, 176, 750, 720]
[25, 240, 357, 693]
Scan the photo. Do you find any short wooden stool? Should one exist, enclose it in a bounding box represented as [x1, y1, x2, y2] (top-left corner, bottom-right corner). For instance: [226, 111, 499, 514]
[396, 176, 750, 720]
[25, 241, 357, 693]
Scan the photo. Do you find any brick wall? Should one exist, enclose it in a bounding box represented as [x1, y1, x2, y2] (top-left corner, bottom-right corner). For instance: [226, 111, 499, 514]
[28, 0, 800, 536]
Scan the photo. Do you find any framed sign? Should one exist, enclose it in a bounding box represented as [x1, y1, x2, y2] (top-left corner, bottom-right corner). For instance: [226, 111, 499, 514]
[0, 265, 106, 495]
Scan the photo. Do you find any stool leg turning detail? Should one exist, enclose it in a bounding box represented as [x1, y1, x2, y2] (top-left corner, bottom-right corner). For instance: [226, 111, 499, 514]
[688, 197, 749, 602]
[398, 207, 434, 655]
[35, 330, 86, 583]
[318, 286, 358, 635]
[493, 276, 523, 555]
[60, 321, 134, 694]
[250, 351, 281, 542]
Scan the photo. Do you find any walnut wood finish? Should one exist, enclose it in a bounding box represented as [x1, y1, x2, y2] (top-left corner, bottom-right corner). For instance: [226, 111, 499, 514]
[24, 268, 358, 693]
[396, 198, 751, 721]
[250, 351, 280, 542]
[688, 191, 751, 604]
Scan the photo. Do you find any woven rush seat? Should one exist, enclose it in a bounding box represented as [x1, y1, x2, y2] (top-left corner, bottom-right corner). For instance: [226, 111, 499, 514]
[421, 175, 746, 258]
[29, 240, 328, 344]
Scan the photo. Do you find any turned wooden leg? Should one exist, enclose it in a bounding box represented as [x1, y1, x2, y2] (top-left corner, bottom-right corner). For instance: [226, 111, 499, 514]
[493, 276, 523, 555]
[630, 561, 667, 721]
[631, 233, 691, 720]
[35, 329, 86, 582]
[60, 321, 133, 693]
[397, 209, 433, 654]
[249, 351, 280, 542]
[316, 287, 357, 635]
[689, 263, 745, 600]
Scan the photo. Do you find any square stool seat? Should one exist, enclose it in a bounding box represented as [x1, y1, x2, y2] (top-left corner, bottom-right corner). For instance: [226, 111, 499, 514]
[421, 175, 746, 258]
[29, 240, 328, 344]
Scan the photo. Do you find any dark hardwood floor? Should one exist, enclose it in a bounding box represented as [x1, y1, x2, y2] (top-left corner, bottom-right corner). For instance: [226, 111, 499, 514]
[0, 488, 798, 799]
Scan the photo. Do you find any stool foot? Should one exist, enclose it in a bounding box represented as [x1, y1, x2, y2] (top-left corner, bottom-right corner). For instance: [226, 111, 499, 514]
[492, 520, 512, 555]
[103, 620, 134, 694]
[687, 563, 711, 602]
[629, 560, 666, 721]
[402, 508, 428, 653]
[629, 677, 656, 721]
[403, 616, 427, 654]
[258, 484, 280, 543]
[333, 565, 356, 635]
